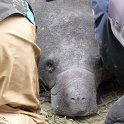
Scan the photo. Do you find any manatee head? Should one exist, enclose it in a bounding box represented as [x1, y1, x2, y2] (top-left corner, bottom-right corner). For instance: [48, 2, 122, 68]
[32, 0, 100, 116]
[51, 68, 97, 116]
[40, 51, 98, 117]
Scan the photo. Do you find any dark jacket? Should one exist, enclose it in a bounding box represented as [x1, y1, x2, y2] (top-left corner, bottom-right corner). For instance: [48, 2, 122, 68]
[92, 0, 124, 86]
[0, 0, 32, 21]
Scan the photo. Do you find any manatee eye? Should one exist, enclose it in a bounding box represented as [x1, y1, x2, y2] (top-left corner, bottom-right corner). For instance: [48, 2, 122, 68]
[45, 60, 55, 74]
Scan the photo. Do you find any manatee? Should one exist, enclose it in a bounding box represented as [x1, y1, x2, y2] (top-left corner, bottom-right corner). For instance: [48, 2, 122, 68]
[31, 0, 108, 117]
[104, 95, 124, 124]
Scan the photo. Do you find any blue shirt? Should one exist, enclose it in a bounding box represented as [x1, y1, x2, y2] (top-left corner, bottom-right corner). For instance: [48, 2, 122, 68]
[25, 1, 35, 24]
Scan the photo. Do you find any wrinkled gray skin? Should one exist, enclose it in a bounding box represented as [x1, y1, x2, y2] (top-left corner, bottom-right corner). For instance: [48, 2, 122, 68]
[104, 96, 124, 124]
[32, 0, 103, 117]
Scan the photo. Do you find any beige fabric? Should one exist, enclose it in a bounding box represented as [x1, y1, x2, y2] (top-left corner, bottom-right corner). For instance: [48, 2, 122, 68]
[0, 14, 46, 124]
[0, 113, 36, 124]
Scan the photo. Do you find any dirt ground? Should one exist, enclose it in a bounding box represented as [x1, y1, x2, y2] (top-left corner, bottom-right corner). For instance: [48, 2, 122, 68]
[39, 80, 124, 124]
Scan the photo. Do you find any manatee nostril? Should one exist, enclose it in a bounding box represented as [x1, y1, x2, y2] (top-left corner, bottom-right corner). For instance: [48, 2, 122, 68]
[71, 97, 86, 102]
[71, 98, 77, 103]
[71, 98, 76, 101]
[46, 0, 55, 2]
[71, 98, 76, 103]
[82, 97, 86, 100]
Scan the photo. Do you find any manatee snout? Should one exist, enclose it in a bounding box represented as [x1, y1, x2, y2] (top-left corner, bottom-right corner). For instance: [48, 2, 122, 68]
[51, 68, 97, 117]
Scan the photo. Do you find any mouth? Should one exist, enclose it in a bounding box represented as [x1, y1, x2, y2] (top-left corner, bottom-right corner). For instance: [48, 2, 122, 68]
[53, 105, 96, 117]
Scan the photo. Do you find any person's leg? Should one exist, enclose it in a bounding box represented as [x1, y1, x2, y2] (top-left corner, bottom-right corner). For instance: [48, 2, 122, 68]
[92, 0, 109, 44]
[0, 113, 36, 124]
[0, 14, 45, 124]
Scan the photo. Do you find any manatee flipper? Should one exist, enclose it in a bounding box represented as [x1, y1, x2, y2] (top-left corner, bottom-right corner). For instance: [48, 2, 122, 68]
[104, 95, 124, 124]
